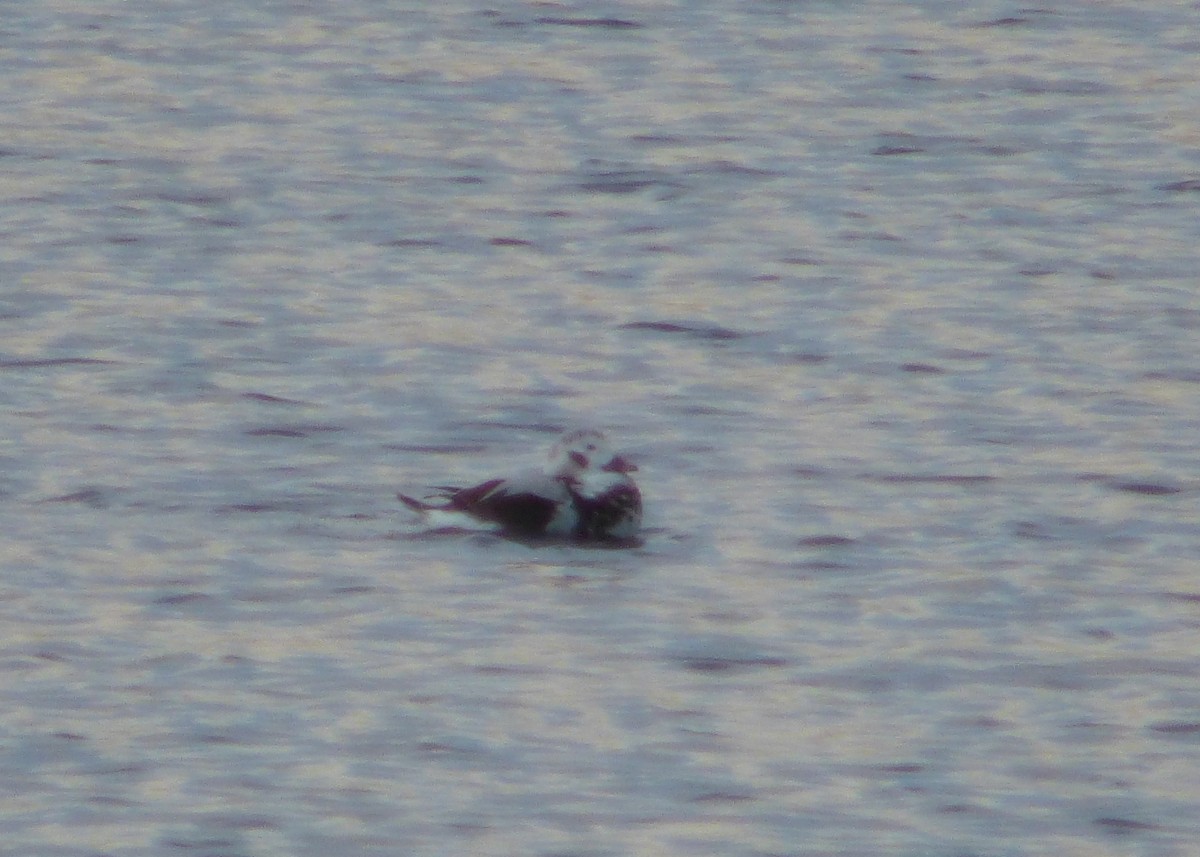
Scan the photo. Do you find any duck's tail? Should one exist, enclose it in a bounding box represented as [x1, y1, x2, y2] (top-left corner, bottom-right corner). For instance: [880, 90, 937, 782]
[398, 493, 439, 512]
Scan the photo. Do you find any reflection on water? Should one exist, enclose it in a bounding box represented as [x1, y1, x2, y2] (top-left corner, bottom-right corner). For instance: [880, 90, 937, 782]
[3, 1, 1200, 854]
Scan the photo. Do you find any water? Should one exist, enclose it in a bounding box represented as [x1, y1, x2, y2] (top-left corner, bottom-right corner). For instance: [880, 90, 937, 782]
[3, 2, 1200, 855]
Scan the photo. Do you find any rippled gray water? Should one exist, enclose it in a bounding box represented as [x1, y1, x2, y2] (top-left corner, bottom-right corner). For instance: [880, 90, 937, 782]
[4, 2, 1200, 855]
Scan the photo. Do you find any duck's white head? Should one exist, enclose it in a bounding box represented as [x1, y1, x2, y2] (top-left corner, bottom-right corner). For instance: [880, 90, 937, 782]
[546, 429, 637, 481]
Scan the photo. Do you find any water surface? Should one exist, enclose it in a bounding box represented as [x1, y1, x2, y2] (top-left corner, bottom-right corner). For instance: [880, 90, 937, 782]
[3, 2, 1200, 855]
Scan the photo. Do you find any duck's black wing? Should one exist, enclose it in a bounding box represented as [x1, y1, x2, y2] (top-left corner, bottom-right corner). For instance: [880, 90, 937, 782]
[402, 478, 563, 537]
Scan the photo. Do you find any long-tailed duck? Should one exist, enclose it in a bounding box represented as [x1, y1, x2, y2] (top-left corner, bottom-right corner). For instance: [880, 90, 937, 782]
[398, 429, 642, 541]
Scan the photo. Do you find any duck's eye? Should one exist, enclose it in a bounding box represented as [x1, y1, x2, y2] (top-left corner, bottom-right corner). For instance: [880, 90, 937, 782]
[586, 443, 596, 451]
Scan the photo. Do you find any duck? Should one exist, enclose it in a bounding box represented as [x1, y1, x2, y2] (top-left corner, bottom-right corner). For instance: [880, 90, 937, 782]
[398, 429, 641, 541]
